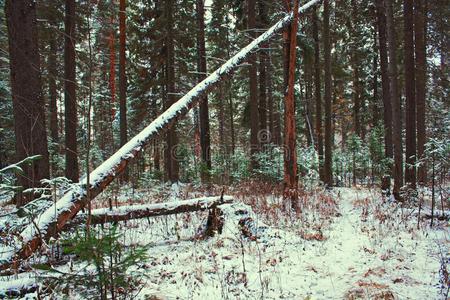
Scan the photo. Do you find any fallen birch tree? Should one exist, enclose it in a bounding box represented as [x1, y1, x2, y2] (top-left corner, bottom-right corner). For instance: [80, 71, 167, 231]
[0, 0, 323, 269]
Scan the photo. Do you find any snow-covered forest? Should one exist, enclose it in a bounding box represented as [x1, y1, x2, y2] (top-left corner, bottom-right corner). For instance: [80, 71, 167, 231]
[0, 0, 448, 298]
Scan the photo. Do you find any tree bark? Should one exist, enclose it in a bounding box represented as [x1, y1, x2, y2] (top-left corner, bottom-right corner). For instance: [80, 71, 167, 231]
[385, 0, 403, 197]
[164, 0, 179, 182]
[70, 196, 233, 226]
[5, 0, 50, 206]
[196, 0, 211, 183]
[64, 0, 79, 183]
[119, 0, 128, 148]
[414, 0, 427, 184]
[48, 26, 59, 145]
[323, 0, 333, 187]
[258, 0, 268, 142]
[312, 6, 324, 182]
[248, 0, 259, 170]
[284, 0, 300, 211]
[109, 15, 116, 122]
[404, 0, 417, 189]
[375, 0, 393, 192]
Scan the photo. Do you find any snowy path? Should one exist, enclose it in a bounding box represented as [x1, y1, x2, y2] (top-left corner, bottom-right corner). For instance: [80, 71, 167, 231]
[136, 187, 447, 299]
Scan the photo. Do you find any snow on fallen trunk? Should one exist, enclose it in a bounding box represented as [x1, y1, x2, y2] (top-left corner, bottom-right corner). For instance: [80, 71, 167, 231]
[0, 0, 323, 269]
[68, 196, 234, 225]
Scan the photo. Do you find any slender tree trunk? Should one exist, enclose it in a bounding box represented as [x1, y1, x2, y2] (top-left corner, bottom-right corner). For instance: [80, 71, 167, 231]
[5, 0, 50, 206]
[64, 0, 79, 183]
[118, 0, 128, 181]
[414, 0, 427, 184]
[258, 0, 268, 143]
[284, 0, 299, 211]
[376, 0, 393, 192]
[164, 0, 179, 182]
[119, 0, 127, 147]
[312, 6, 324, 182]
[49, 28, 59, 144]
[323, 0, 333, 187]
[109, 15, 116, 120]
[404, 0, 417, 189]
[385, 0, 403, 198]
[372, 48, 380, 126]
[248, 0, 259, 170]
[196, 0, 211, 183]
[350, 0, 361, 138]
[268, 50, 281, 145]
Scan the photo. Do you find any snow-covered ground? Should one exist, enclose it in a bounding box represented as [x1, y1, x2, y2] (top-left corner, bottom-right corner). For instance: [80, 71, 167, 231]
[1, 186, 448, 299]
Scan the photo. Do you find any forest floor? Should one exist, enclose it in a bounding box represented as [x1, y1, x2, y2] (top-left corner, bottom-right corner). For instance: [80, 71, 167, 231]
[0, 183, 449, 299]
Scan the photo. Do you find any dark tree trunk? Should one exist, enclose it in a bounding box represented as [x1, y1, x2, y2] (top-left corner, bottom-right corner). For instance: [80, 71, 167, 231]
[283, 0, 299, 211]
[385, 0, 403, 198]
[350, 0, 361, 138]
[64, 0, 79, 183]
[248, 0, 259, 170]
[5, 0, 50, 206]
[258, 0, 268, 142]
[414, 0, 427, 184]
[323, 0, 333, 187]
[119, 0, 127, 148]
[196, 0, 211, 183]
[268, 50, 281, 145]
[376, 0, 393, 191]
[312, 6, 324, 182]
[404, 0, 417, 189]
[49, 28, 59, 144]
[164, 0, 179, 182]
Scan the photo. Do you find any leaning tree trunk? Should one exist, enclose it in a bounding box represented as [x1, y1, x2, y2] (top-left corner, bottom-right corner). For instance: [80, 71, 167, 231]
[5, 0, 50, 207]
[64, 0, 79, 183]
[0, 0, 323, 270]
[404, 0, 417, 189]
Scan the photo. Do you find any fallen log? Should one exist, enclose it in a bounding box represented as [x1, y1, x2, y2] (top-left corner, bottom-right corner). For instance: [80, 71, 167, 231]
[0, 0, 323, 269]
[68, 196, 233, 226]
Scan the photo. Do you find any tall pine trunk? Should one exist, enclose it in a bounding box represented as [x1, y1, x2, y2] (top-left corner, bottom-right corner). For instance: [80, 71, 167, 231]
[323, 0, 333, 187]
[414, 0, 427, 184]
[5, 0, 50, 206]
[312, 6, 324, 182]
[248, 0, 259, 170]
[196, 0, 211, 183]
[258, 0, 268, 142]
[376, 0, 393, 192]
[49, 26, 59, 145]
[385, 0, 403, 198]
[164, 0, 179, 182]
[404, 0, 417, 189]
[64, 0, 79, 183]
[119, 0, 127, 148]
[283, 0, 300, 211]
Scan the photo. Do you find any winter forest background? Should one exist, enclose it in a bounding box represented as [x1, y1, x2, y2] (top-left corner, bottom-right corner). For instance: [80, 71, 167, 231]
[0, 0, 448, 299]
